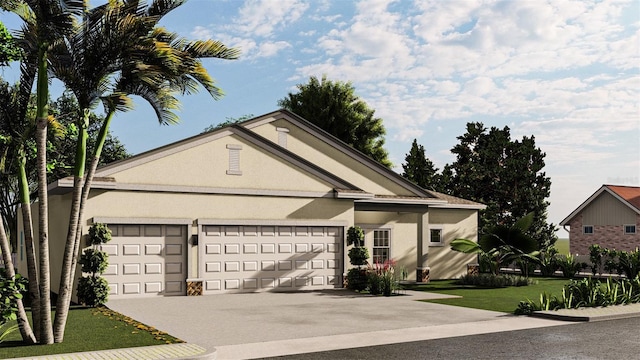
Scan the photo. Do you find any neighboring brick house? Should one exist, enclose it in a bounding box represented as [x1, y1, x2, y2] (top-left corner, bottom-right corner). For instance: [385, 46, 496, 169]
[560, 185, 640, 255]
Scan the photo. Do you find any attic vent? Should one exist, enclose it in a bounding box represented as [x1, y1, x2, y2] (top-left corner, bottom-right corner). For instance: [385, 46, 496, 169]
[226, 144, 242, 175]
[276, 127, 289, 148]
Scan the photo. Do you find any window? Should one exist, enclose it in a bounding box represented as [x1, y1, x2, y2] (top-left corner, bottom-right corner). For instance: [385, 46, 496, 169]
[624, 225, 636, 234]
[372, 230, 390, 264]
[276, 127, 289, 148]
[429, 226, 444, 246]
[226, 144, 242, 175]
[583, 225, 594, 234]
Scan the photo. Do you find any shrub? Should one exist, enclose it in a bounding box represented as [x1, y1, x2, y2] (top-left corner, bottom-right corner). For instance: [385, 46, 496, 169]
[348, 247, 369, 266]
[0, 269, 27, 343]
[77, 276, 110, 307]
[589, 244, 604, 276]
[456, 273, 535, 287]
[367, 271, 383, 295]
[78, 223, 112, 307]
[0, 269, 27, 325]
[79, 249, 109, 275]
[367, 259, 399, 296]
[556, 255, 586, 278]
[538, 247, 559, 276]
[346, 226, 364, 247]
[346, 268, 368, 292]
[514, 276, 640, 315]
[617, 248, 640, 279]
[88, 223, 112, 245]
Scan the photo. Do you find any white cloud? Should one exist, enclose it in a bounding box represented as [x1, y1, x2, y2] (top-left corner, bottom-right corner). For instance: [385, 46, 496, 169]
[235, 0, 310, 37]
[191, 26, 213, 40]
[257, 41, 292, 57]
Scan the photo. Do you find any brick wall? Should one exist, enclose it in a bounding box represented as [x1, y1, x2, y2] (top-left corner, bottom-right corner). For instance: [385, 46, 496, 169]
[569, 214, 640, 255]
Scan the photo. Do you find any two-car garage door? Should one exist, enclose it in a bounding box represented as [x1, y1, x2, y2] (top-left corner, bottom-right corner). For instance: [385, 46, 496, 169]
[200, 225, 343, 294]
[99, 223, 343, 298]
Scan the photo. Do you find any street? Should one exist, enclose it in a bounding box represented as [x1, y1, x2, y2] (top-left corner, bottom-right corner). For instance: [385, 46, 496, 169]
[264, 317, 640, 359]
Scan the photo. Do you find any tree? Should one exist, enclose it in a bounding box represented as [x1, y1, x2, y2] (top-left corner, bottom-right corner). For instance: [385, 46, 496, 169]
[0, 21, 21, 65]
[278, 75, 391, 167]
[443, 122, 556, 251]
[451, 212, 540, 275]
[46, 0, 239, 342]
[3, 0, 238, 344]
[401, 139, 442, 191]
[202, 114, 254, 133]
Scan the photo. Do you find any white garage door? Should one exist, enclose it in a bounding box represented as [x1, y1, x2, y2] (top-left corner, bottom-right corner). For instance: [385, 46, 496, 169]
[200, 225, 343, 294]
[100, 224, 188, 298]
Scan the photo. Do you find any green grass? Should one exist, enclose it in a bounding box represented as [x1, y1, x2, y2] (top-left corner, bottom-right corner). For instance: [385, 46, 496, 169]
[555, 238, 570, 255]
[405, 277, 570, 313]
[0, 307, 182, 358]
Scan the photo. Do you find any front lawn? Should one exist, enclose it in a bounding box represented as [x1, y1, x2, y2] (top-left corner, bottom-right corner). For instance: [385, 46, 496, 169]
[0, 307, 182, 358]
[405, 277, 569, 313]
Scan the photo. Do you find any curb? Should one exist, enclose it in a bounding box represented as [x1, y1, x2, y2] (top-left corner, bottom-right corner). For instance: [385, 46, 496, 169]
[532, 303, 640, 322]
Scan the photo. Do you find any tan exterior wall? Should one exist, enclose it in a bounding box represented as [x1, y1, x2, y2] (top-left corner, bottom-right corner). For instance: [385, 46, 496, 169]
[107, 134, 334, 193]
[569, 214, 640, 255]
[354, 211, 419, 280]
[582, 192, 637, 225]
[16, 195, 74, 294]
[427, 208, 478, 279]
[353, 208, 478, 280]
[32, 190, 354, 284]
[251, 120, 416, 197]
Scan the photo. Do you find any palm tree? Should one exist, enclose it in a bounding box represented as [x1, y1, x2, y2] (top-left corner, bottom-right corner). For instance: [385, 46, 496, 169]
[48, 0, 239, 342]
[2, 0, 83, 344]
[0, 80, 37, 344]
[451, 212, 540, 275]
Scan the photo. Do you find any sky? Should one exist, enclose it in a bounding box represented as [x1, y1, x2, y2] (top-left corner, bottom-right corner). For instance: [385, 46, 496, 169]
[1, 0, 639, 237]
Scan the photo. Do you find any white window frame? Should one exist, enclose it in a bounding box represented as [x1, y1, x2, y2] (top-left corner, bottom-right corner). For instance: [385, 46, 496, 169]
[583, 225, 594, 234]
[226, 144, 242, 175]
[624, 224, 636, 235]
[429, 225, 444, 246]
[372, 229, 391, 264]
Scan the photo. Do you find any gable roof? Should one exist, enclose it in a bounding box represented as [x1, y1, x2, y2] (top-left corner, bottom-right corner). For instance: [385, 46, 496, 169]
[49, 123, 367, 197]
[49, 109, 484, 209]
[560, 185, 640, 225]
[242, 110, 434, 198]
[242, 110, 484, 209]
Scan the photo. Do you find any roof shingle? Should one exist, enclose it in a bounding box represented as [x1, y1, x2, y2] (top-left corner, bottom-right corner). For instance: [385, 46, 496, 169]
[606, 185, 640, 211]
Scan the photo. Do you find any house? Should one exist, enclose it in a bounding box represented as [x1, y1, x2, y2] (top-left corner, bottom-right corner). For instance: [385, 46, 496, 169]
[17, 110, 483, 298]
[560, 185, 640, 255]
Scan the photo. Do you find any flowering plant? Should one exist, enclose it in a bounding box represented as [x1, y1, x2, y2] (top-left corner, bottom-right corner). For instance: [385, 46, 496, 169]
[367, 259, 399, 296]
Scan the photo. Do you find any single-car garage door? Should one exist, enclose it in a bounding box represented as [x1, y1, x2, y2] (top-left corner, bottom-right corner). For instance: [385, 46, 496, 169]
[200, 225, 343, 294]
[100, 224, 188, 298]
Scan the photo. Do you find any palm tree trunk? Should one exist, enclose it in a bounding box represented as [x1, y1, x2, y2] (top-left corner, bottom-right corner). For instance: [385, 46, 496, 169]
[35, 42, 53, 345]
[0, 206, 36, 344]
[69, 110, 115, 296]
[53, 110, 88, 343]
[18, 151, 41, 342]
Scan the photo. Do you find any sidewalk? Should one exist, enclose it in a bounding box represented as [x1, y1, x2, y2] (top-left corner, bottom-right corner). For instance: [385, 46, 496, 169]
[10, 343, 214, 360]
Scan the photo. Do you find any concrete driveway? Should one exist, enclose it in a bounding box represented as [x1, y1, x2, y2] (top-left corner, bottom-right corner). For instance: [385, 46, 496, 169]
[107, 290, 567, 359]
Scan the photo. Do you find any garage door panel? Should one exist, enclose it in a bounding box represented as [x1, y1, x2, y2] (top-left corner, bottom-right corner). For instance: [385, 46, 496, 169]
[202, 225, 342, 294]
[102, 224, 187, 298]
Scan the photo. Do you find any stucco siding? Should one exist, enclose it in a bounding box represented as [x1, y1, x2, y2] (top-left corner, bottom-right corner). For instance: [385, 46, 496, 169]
[251, 120, 416, 197]
[105, 134, 334, 193]
[354, 211, 418, 280]
[582, 192, 637, 225]
[427, 208, 478, 279]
